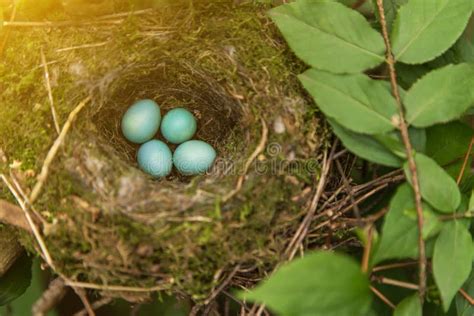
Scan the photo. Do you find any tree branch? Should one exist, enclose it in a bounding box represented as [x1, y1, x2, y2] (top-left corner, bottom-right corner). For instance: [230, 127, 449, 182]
[375, 0, 427, 302]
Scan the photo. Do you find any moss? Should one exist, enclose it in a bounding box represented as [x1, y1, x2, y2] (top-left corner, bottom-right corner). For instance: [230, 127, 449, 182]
[0, 0, 329, 302]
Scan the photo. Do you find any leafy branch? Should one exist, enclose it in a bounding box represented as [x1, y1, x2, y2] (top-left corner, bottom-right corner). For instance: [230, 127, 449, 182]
[241, 0, 474, 315]
[374, 0, 426, 301]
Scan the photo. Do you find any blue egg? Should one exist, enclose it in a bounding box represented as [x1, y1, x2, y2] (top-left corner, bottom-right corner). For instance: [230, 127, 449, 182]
[160, 108, 197, 144]
[121, 99, 161, 144]
[137, 140, 173, 178]
[173, 140, 216, 175]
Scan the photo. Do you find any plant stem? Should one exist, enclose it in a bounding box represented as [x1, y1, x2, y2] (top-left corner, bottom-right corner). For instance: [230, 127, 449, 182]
[375, 0, 426, 303]
[456, 136, 474, 185]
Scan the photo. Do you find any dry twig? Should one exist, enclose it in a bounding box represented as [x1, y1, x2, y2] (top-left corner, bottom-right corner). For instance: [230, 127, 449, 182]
[457, 136, 474, 185]
[30, 96, 91, 204]
[370, 286, 396, 309]
[73, 297, 113, 316]
[40, 48, 61, 135]
[375, 0, 426, 301]
[223, 119, 268, 202]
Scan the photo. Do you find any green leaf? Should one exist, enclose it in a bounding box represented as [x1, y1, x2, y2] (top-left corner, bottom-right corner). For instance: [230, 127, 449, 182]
[391, 0, 473, 64]
[329, 119, 402, 167]
[394, 294, 422, 316]
[373, 127, 426, 158]
[405, 64, 474, 127]
[456, 265, 474, 316]
[433, 221, 474, 311]
[241, 251, 372, 316]
[0, 254, 32, 306]
[299, 69, 398, 134]
[268, 0, 385, 74]
[372, 184, 442, 265]
[426, 122, 474, 166]
[373, 0, 408, 33]
[404, 153, 461, 213]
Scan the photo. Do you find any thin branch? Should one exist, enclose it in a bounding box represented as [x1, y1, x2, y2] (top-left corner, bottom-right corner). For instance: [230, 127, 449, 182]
[375, 276, 419, 290]
[457, 136, 474, 185]
[370, 286, 396, 309]
[459, 288, 474, 305]
[0, 174, 55, 269]
[361, 225, 374, 273]
[375, 0, 426, 302]
[72, 288, 95, 316]
[56, 41, 109, 53]
[30, 96, 91, 204]
[40, 48, 61, 135]
[62, 280, 169, 293]
[373, 261, 418, 272]
[285, 141, 338, 260]
[2, 20, 124, 28]
[73, 297, 113, 316]
[223, 119, 268, 202]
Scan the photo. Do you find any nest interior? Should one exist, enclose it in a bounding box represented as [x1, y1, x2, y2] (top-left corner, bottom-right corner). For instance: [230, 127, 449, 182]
[0, 0, 333, 303]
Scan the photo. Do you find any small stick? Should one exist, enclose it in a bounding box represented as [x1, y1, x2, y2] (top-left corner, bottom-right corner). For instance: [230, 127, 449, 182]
[285, 141, 338, 260]
[10, 172, 49, 227]
[72, 288, 95, 316]
[376, 277, 419, 290]
[40, 48, 61, 135]
[73, 297, 113, 316]
[223, 119, 268, 202]
[62, 280, 169, 293]
[56, 41, 109, 53]
[375, 0, 426, 302]
[336, 159, 361, 222]
[3, 20, 124, 28]
[373, 261, 418, 272]
[361, 225, 374, 273]
[456, 136, 474, 185]
[30, 96, 91, 204]
[370, 286, 396, 309]
[459, 288, 474, 305]
[1, 174, 55, 269]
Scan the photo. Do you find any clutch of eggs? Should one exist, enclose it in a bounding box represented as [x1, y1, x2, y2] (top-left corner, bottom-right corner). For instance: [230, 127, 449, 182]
[122, 100, 216, 178]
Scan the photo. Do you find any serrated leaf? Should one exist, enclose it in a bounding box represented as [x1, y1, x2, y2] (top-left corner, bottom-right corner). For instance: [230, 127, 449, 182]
[268, 0, 385, 74]
[299, 69, 398, 134]
[391, 0, 473, 64]
[405, 64, 474, 127]
[329, 119, 402, 167]
[372, 184, 442, 265]
[426, 122, 474, 166]
[241, 251, 372, 316]
[394, 294, 422, 316]
[433, 221, 474, 311]
[404, 153, 461, 213]
[0, 254, 32, 306]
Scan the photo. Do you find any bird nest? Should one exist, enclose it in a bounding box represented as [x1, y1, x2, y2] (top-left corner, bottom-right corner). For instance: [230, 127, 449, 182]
[2, 0, 340, 307]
